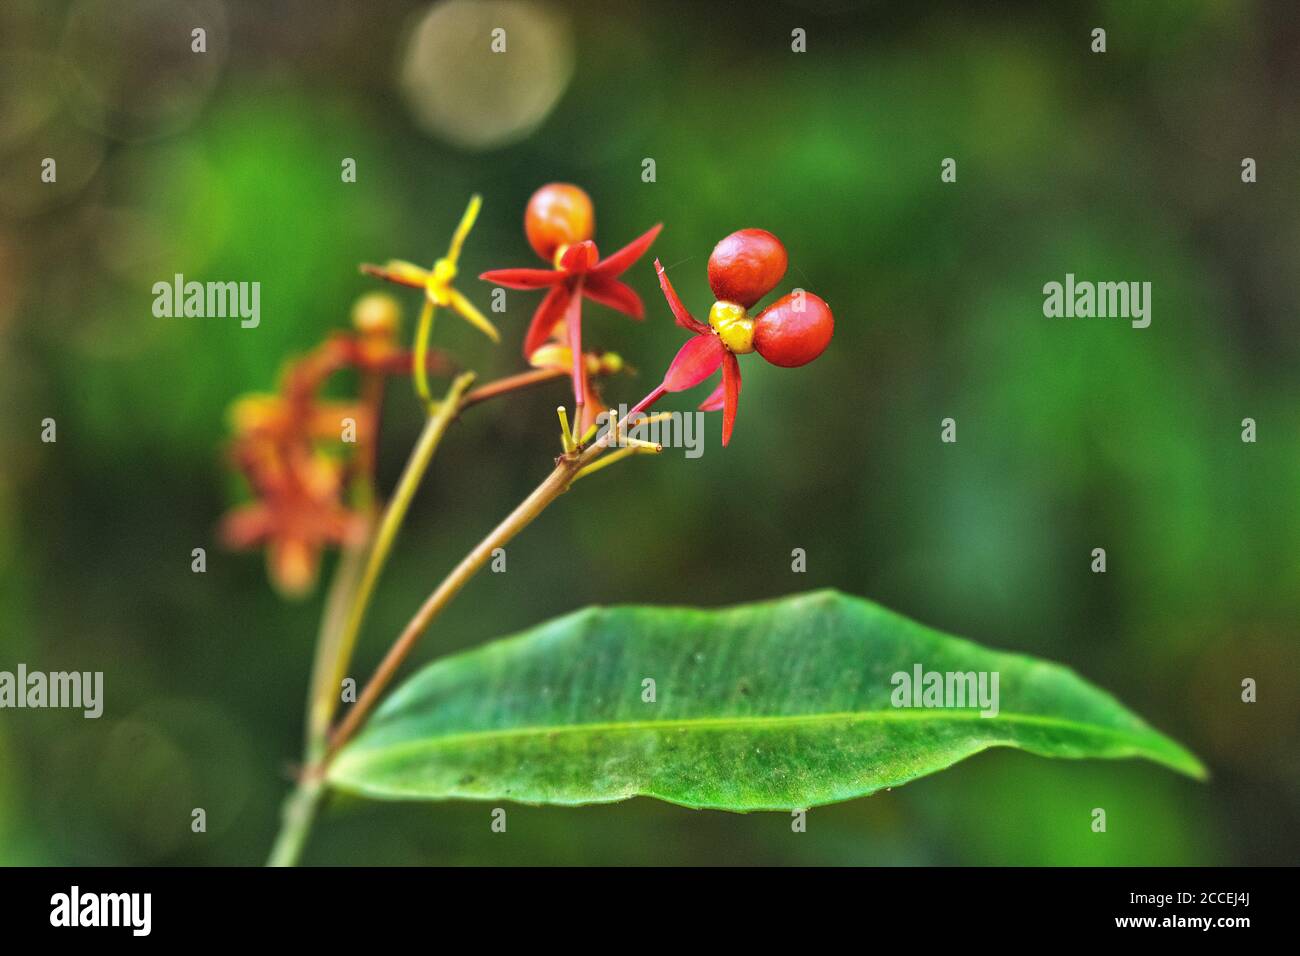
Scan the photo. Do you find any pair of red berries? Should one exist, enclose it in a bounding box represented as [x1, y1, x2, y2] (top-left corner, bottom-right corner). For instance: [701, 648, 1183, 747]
[699, 228, 834, 368]
[519, 191, 834, 369]
[486, 183, 835, 446]
[657, 228, 834, 444]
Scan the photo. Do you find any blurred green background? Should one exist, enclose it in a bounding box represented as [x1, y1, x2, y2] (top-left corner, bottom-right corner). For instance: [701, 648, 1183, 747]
[1, 0, 1297, 865]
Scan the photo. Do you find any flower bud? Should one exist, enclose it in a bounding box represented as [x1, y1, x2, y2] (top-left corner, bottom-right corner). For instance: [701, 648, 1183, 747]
[351, 292, 401, 337]
[525, 183, 594, 261]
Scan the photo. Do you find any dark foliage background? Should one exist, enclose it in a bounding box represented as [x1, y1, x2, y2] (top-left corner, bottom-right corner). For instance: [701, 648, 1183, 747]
[1, 0, 1297, 864]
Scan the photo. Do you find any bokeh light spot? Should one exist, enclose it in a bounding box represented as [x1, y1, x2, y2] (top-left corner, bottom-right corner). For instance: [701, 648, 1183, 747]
[59, 0, 227, 141]
[399, 0, 574, 151]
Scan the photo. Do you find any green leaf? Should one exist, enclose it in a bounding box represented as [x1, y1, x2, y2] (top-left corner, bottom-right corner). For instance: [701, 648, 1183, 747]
[328, 590, 1206, 811]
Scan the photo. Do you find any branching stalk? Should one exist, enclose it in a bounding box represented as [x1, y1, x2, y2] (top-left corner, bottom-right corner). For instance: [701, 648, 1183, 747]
[275, 377, 667, 865]
[304, 521, 372, 756]
[460, 366, 566, 411]
[323, 457, 580, 762]
[321, 384, 665, 765]
[315, 372, 476, 737]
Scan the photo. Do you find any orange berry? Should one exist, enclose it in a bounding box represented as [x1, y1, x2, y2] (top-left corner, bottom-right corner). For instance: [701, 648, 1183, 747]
[525, 183, 594, 261]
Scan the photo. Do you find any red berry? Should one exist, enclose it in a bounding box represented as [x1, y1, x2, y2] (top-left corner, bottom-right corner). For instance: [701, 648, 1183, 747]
[707, 229, 787, 308]
[525, 183, 594, 261]
[753, 291, 834, 367]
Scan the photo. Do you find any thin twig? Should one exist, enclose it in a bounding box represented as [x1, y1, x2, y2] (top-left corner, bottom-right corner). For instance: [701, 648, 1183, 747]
[320, 382, 667, 766]
[323, 457, 579, 762]
[460, 366, 566, 410]
[317, 372, 476, 735]
[304, 516, 373, 756]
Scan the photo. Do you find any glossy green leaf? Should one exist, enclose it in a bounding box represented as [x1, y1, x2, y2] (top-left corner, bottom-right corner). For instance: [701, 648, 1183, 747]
[328, 590, 1206, 810]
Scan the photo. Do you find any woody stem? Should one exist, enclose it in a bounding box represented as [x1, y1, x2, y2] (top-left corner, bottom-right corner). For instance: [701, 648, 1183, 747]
[320, 379, 668, 767]
[322, 459, 578, 763]
[273, 379, 667, 866]
[309, 372, 476, 746]
[306, 363, 589, 751]
[459, 366, 566, 411]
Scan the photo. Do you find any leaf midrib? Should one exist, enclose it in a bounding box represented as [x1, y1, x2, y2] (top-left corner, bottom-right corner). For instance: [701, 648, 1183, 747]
[342, 708, 1166, 762]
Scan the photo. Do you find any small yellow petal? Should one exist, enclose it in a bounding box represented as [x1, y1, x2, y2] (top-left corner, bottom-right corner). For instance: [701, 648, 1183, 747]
[449, 287, 500, 342]
[413, 298, 437, 404]
[384, 260, 430, 285]
[446, 194, 482, 265]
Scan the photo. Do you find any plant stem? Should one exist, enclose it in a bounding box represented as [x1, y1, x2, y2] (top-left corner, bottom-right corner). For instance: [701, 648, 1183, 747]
[273, 376, 470, 867]
[304, 521, 372, 756]
[311, 364, 585, 737]
[324, 456, 581, 761]
[304, 369, 386, 754]
[566, 277, 587, 435]
[314, 371, 476, 738]
[266, 775, 325, 867]
[272, 366, 574, 865]
[321, 381, 667, 765]
[274, 377, 666, 864]
[626, 384, 667, 420]
[460, 366, 566, 410]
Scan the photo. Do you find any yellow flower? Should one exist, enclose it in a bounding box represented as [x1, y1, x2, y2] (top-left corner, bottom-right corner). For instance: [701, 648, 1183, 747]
[361, 195, 497, 404]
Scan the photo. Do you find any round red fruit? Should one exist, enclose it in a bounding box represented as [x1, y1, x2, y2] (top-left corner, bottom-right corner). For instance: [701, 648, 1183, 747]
[753, 292, 834, 367]
[525, 183, 594, 261]
[707, 228, 788, 308]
